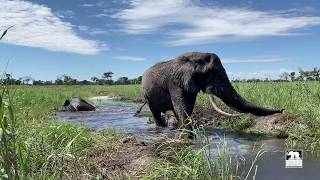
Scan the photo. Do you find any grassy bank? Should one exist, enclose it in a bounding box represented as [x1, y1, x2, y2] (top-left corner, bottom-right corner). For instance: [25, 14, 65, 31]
[97, 82, 320, 148]
[0, 85, 258, 179]
[1, 82, 319, 178]
[0, 85, 133, 179]
[14, 82, 320, 144]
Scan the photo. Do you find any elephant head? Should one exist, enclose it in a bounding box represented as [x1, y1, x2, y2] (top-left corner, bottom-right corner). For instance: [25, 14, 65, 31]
[175, 52, 283, 116]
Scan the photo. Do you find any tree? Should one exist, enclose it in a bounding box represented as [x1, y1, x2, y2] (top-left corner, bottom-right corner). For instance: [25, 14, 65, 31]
[62, 75, 77, 85]
[290, 72, 296, 81]
[91, 77, 99, 83]
[55, 77, 63, 85]
[1, 74, 21, 85]
[116, 77, 128, 84]
[137, 76, 142, 84]
[311, 68, 320, 80]
[20, 76, 33, 85]
[297, 68, 320, 81]
[79, 80, 90, 85]
[102, 72, 113, 80]
[280, 72, 290, 81]
[33, 80, 43, 85]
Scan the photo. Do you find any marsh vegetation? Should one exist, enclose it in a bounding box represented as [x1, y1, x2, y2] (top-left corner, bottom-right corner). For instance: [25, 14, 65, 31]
[0, 81, 319, 179]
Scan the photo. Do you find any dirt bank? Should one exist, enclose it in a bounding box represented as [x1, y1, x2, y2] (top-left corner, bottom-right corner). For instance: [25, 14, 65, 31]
[84, 137, 157, 179]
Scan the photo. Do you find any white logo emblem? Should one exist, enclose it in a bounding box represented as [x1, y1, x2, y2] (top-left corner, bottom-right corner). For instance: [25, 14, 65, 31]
[285, 150, 303, 168]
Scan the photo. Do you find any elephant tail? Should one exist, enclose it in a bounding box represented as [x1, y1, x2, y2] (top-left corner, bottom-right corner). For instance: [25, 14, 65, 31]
[135, 101, 147, 115]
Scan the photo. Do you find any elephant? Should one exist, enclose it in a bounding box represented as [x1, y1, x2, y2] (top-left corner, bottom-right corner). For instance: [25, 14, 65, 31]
[141, 52, 284, 133]
[287, 151, 301, 160]
[63, 98, 96, 111]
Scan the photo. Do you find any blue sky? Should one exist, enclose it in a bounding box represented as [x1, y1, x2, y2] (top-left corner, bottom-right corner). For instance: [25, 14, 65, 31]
[0, 0, 320, 81]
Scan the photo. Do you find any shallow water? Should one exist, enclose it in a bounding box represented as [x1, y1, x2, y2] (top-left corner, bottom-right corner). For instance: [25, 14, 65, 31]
[57, 98, 320, 180]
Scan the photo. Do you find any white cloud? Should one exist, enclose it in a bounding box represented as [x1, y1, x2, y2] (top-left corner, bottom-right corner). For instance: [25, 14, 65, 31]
[113, 56, 146, 61]
[92, 13, 109, 18]
[82, 3, 95, 7]
[0, 0, 107, 55]
[227, 68, 295, 80]
[55, 10, 74, 19]
[88, 28, 109, 35]
[77, 26, 109, 36]
[81, 1, 105, 8]
[223, 55, 290, 64]
[113, 0, 320, 46]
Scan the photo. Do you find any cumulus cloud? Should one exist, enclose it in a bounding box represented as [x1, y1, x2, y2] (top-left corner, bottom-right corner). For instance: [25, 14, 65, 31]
[0, 0, 107, 55]
[113, 56, 146, 61]
[223, 55, 290, 64]
[113, 0, 320, 46]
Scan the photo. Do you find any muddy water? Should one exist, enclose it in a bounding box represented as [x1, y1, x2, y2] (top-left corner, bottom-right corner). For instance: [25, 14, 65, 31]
[57, 98, 320, 180]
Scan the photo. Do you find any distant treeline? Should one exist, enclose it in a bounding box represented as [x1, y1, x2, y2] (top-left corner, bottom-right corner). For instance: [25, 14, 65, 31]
[233, 68, 320, 83]
[2, 72, 142, 85]
[2, 68, 320, 85]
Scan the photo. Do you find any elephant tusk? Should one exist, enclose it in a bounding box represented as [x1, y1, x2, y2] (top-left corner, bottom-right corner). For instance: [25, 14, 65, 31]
[208, 95, 242, 117]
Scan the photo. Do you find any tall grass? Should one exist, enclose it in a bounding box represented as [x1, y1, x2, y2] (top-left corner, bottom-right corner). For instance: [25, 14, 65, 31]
[0, 27, 19, 179]
[1, 81, 319, 178]
[0, 85, 127, 179]
[0, 82, 19, 179]
[144, 127, 265, 180]
[13, 82, 320, 146]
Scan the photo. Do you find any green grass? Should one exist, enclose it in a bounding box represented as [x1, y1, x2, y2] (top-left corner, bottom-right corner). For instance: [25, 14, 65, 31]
[196, 82, 320, 125]
[1, 85, 128, 179]
[144, 127, 265, 180]
[13, 82, 320, 148]
[1, 82, 319, 178]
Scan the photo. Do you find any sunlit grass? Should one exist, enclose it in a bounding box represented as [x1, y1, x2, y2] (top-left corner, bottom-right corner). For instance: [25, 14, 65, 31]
[1, 85, 127, 179]
[2, 81, 320, 178]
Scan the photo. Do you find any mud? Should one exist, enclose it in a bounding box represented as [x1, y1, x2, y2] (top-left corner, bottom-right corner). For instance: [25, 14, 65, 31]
[162, 105, 302, 137]
[86, 137, 156, 179]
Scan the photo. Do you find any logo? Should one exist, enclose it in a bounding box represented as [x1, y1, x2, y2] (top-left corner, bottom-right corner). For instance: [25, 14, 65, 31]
[285, 150, 303, 168]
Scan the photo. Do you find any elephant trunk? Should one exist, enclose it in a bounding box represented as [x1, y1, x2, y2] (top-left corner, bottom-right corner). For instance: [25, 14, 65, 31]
[212, 83, 283, 116]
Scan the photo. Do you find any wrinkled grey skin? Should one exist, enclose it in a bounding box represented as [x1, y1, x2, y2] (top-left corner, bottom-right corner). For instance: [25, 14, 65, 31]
[63, 98, 96, 111]
[142, 52, 283, 131]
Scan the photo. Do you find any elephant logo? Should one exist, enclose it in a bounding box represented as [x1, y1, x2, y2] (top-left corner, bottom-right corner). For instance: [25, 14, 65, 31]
[286, 151, 302, 160]
[285, 150, 303, 168]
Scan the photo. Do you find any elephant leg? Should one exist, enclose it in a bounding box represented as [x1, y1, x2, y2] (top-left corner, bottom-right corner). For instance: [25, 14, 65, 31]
[145, 94, 167, 127]
[149, 107, 167, 127]
[171, 90, 197, 132]
[170, 110, 180, 129]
